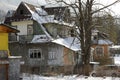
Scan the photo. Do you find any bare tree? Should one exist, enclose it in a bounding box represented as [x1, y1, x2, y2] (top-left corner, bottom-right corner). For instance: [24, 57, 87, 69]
[49, 0, 120, 75]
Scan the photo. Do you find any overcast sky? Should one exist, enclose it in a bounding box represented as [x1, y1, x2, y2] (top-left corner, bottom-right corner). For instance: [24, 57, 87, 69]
[0, 0, 120, 16]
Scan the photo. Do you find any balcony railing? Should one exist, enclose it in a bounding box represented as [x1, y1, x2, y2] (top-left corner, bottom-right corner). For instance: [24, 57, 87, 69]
[19, 35, 33, 42]
[9, 35, 17, 42]
[9, 35, 33, 43]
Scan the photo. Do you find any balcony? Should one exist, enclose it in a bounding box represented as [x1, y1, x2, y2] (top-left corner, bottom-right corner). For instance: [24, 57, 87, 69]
[9, 35, 33, 43]
[19, 35, 33, 43]
[9, 34, 17, 42]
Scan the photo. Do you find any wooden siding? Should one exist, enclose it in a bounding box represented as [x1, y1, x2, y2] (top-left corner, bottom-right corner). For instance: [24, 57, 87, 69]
[92, 44, 109, 55]
[14, 2, 32, 16]
[63, 48, 75, 66]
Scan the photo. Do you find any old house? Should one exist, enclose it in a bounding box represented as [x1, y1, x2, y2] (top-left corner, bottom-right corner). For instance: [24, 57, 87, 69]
[91, 29, 113, 64]
[4, 2, 80, 74]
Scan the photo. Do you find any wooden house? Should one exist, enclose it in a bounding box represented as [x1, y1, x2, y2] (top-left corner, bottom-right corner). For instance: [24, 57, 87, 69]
[91, 29, 113, 64]
[4, 2, 80, 74]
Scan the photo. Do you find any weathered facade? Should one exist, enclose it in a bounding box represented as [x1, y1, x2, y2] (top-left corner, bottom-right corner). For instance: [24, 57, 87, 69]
[91, 29, 113, 64]
[4, 2, 80, 74]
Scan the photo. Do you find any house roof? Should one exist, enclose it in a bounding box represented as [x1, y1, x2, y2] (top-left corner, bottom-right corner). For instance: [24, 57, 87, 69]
[0, 24, 19, 33]
[23, 2, 74, 40]
[52, 37, 81, 51]
[98, 39, 113, 45]
[31, 36, 80, 51]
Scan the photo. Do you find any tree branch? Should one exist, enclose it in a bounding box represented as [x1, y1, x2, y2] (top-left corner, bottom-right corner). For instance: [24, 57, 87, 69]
[92, 0, 120, 14]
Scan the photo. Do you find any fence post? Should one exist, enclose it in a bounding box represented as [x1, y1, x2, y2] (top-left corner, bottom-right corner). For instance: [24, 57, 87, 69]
[8, 56, 22, 80]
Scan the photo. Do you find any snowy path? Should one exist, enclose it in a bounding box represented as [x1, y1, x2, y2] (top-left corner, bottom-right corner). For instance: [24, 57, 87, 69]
[22, 74, 120, 80]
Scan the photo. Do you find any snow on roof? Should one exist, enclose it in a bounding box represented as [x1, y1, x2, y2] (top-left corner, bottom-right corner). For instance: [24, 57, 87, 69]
[45, 1, 67, 8]
[53, 20, 75, 27]
[98, 39, 113, 45]
[31, 12, 53, 39]
[31, 35, 51, 43]
[23, 2, 54, 40]
[52, 37, 81, 51]
[24, 2, 76, 41]
[35, 7, 48, 16]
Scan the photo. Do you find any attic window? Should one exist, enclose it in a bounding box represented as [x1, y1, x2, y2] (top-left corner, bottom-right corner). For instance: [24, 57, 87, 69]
[20, 10, 24, 14]
[70, 29, 75, 37]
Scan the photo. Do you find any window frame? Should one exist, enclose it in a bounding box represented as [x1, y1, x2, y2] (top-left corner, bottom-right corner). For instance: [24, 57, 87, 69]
[48, 51, 56, 60]
[95, 46, 104, 56]
[27, 24, 33, 35]
[28, 49, 43, 59]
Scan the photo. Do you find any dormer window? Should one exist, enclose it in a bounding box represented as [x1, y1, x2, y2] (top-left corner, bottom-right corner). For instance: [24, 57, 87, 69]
[70, 29, 75, 37]
[20, 10, 24, 15]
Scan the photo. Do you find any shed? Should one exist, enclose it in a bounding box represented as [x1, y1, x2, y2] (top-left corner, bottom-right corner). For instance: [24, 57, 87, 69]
[0, 24, 19, 57]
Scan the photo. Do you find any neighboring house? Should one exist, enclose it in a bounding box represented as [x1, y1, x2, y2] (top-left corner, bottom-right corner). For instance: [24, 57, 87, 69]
[4, 2, 80, 74]
[91, 29, 113, 63]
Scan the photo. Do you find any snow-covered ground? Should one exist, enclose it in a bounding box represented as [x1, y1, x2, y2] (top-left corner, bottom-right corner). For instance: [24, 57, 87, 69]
[22, 73, 120, 80]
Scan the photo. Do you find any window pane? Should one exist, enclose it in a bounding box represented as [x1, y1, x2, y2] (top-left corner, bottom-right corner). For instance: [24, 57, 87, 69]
[27, 25, 33, 35]
[29, 49, 42, 59]
[38, 52, 41, 58]
[96, 46, 103, 56]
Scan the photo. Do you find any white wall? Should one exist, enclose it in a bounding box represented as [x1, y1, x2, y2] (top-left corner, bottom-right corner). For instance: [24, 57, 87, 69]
[11, 20, 33, 35]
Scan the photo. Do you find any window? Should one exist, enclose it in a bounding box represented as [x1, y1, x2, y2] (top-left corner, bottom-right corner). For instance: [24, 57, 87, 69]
[20, 10, 24, 14]
[93, 36, 97, 40]
[95, 46, 104, 56]
[48, 51, 56, 60]
[70, 29, 75, 37]
[27, 25, 33, 35]
[29, 49, 42, 59]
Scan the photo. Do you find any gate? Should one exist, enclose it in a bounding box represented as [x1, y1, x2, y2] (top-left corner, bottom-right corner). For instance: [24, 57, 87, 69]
[0, 64, 8, 80]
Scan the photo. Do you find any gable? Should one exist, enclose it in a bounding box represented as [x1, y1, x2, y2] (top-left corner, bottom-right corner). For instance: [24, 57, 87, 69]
[14, 2, 32, 16]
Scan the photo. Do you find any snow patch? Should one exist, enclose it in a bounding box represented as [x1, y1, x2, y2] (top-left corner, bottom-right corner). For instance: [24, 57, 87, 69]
[22, 73, 120, 80]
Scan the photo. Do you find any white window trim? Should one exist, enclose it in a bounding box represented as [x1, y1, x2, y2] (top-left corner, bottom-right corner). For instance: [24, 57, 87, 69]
[48, 51, 56, 60]
[27, 24, 33, 35]
[28, 48, 43, 59]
